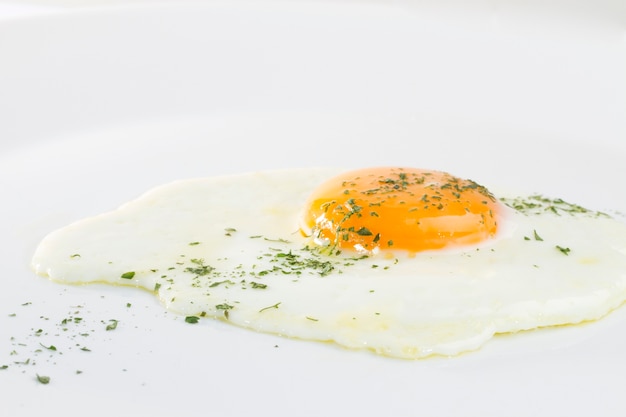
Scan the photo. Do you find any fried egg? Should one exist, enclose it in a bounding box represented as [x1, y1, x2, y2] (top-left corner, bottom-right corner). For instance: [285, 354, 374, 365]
[31, 167, 626, 359]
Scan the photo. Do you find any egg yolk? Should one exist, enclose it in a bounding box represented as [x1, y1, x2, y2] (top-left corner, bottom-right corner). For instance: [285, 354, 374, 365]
[300, 167, 500, 254]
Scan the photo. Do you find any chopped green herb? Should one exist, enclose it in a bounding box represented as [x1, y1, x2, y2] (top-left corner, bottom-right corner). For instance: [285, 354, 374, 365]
[105, 320, 118, 331]
[215, 303, 234, 319]
[501, 194, 609, 218]
[185, 316, 200, 324]
[556, 246, 571, 255]
[533, 230, 543, 241]
[259, 302, 281, 313]
[36, 374, 50, 384]
[39, 343, 57, 351]
[209, 280, 235, 288]
[185, 258, 214, 276]
[356, 227, 373, 236]
[120, 271, 135, 279]
[260, 249, 336, 277]
[264, 237, 291, 243]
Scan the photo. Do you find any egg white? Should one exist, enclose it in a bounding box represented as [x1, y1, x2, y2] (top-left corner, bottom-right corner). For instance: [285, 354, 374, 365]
[32, 168, 626, 359]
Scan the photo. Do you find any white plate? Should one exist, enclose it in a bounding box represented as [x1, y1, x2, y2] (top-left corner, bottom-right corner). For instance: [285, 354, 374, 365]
[1, 1, 625, 416]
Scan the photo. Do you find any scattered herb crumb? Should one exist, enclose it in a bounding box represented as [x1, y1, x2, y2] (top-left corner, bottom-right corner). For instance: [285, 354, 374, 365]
[120, 271, 135, 279]
[39, 343, 57, 351]
[501, 194, 609, 218]
[185, 316, 199, 324]
[36, 374, 50, 384]
[556, 246, 571, 256]
[259, 302, 281, 313]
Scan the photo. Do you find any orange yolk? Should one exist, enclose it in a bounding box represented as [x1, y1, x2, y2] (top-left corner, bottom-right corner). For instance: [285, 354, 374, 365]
[300, 167, 501, 254]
